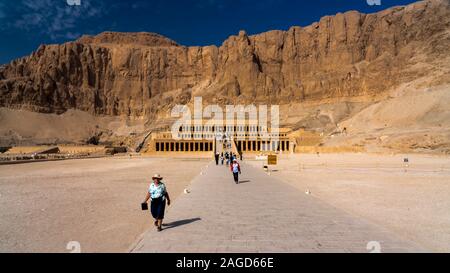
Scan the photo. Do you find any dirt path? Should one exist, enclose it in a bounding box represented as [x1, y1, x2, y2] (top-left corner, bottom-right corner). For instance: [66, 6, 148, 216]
[134, 162, 423, 253]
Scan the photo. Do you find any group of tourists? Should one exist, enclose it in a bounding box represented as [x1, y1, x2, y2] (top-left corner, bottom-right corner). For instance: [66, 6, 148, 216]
[214, 151, 242, 184]
[215, 151, 237, 166]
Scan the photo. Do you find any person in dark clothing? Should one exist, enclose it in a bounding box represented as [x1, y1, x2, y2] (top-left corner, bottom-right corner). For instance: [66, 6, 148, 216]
[214, 153, 220, 165]
[225, 152, 230, 166]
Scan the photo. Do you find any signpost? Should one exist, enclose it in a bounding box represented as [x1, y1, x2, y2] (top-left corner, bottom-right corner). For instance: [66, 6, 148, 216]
[268, 155, 277, 165]
[264, 154, 278, 175]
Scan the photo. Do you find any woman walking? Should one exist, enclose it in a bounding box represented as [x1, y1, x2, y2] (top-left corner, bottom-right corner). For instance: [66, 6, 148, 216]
[143, 174, 171, 232]
[225, 152, 230, 166]
[230, 159, 241, 184]
[220, 153, 224, 165]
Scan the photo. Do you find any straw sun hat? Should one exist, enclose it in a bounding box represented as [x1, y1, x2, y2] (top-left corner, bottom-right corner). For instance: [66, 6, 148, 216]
[152, 174, 163, 180]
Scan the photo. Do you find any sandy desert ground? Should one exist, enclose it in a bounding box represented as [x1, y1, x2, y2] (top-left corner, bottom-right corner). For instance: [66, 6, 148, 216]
[0, 156, 210, 253]
[1, 153, 449, 253]
[247, 153, 450, 252]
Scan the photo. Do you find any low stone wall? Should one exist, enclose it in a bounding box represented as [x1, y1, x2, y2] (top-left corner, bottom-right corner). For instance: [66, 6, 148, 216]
[296, 146, 365, 154]
[57, 145, 107, 155]
[4, 146, 46, 154]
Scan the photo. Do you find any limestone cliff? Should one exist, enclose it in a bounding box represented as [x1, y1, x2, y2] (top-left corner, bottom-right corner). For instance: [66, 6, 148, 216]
[1, 0, 448, 120]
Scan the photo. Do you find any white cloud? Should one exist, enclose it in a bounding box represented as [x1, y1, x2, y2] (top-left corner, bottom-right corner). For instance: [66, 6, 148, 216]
[9, 0, 107, 41]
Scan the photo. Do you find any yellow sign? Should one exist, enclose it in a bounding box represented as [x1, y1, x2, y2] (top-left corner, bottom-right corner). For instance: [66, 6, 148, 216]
[268, 155, 277, 165]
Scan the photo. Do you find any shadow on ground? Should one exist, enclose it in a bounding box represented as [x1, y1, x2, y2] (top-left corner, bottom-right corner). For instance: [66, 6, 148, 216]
[162, 218, 202, 230]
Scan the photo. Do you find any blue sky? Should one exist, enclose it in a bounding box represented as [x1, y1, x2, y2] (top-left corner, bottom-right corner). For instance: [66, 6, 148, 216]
[0, 0, 418, 64]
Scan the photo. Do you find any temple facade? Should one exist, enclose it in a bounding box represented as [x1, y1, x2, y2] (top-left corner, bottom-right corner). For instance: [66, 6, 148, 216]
[145, 123, 295, 154]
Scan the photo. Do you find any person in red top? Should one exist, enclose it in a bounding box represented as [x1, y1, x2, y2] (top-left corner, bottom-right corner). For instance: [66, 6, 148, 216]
[230, 159, 241, 184]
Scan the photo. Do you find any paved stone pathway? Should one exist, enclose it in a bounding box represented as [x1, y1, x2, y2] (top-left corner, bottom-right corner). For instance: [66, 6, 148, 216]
[132, 162, 425, 253]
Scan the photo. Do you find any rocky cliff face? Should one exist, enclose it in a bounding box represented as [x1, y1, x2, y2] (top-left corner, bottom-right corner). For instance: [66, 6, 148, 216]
[0, 0, 449, 122]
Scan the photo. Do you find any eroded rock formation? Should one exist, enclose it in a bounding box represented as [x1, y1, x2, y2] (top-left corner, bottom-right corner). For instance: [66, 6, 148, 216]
[1, 0, 448, 120]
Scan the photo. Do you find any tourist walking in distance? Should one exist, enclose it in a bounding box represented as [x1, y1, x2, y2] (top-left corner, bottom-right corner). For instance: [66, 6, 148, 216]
[225, 152, 230, 166]
[142, 174, 171, 232]
[220, 153, 224, 165]
[230, 159, 241, 184]
[215, 152, 220, 165]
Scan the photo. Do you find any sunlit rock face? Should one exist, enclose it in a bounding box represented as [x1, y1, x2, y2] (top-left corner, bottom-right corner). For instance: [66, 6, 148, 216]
[0, 0, 449, 120]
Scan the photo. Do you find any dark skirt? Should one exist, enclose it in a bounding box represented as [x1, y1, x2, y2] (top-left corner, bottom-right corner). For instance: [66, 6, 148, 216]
[233, 172, 239, 183]
[151, 197, 166, 220]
